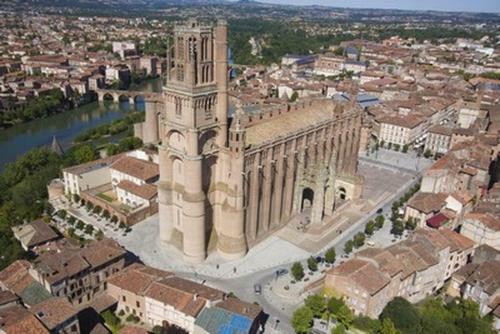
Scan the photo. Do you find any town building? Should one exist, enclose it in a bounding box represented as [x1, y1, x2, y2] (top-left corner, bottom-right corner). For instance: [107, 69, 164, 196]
[11, 219, 60, 251]
[28, 238, 126, 307]
[324, 229, 474, 318]
[107, 263, 263, 333]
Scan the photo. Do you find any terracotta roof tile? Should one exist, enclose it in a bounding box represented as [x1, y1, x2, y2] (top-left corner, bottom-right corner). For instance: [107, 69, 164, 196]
[111, 156, 159, 181]
[30, 298, 78, 330]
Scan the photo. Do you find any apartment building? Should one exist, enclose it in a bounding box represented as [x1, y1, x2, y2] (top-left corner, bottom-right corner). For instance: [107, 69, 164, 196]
[324, 229, 474, 318]
[377, 114, 425, 146]
[424, 125, 453, 155]
[28, 239, 126, 307]
[107, 263, 262, 334]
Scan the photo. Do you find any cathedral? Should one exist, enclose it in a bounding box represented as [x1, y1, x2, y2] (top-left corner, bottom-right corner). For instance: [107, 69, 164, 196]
[136, 20, 364, 263]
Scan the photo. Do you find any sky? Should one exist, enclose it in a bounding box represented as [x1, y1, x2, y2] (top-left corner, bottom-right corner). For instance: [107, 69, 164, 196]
[250, 0, 500, 13]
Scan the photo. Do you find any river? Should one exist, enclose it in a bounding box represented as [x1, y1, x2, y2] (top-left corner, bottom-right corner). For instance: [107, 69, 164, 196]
[0, 78, 162, 171]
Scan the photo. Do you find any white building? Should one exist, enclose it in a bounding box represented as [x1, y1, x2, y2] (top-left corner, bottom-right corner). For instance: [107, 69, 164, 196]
[63, 155, 124, 196]
[461, 213, 500, 250]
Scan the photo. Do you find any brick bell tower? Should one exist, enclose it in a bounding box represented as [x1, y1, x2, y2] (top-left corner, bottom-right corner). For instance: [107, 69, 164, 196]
[157, 19, 232, 263]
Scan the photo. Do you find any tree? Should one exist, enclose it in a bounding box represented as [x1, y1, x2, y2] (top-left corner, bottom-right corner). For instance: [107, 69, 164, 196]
[391, 220, 405, 236]
[291, 306, 313, 334]
[289, 91, 299, 102]
[111, 215, 118, 224]
[84, 224, 94, 235]
[375, 215, 385, 229]
[423, 149, 433, 159]
[102, 209, 110, 219]
[95, 230, 104, 240]
[402, 144, 409, 153]
[70, 144, 97, 164]
[327, 297, 345, 314]
[364, 221, 375, 236]
[325, 247, 336, 264]
[57, 209, 67, 220]
[85, 201, 94, 212]
[76, 220, 85, 230]
[67, 227, 76, 239]
[353, 232, 365, 248]
[379, 318, 398, 334]
[304, 294, 326, 318]
[393, 144, 400, 152]
[307, 256, 318, 272]
[380, 297, 421, 334]
[405, 217, 417, 230]
[335, 304, 353, 327]
[67, 216, 76, 225]
[332, 323, 346, 334]
[352, 316, 380, 333]
[72, 194, 80, 203]
[291, 262, 305, 281]
[93, 205, 102, 215]
[344, 240, 353, 254]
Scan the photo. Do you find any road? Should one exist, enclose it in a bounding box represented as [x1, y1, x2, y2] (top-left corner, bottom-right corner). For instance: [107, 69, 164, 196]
[188, 153, 428, 333]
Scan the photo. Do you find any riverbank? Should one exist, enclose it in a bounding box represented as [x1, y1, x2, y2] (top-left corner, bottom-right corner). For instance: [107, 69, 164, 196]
[0, 78, 161, 171]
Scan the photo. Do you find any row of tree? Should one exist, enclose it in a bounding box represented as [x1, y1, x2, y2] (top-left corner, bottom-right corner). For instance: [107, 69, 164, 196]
[0, 89, 67, 127]
[389, 183, 420, 237]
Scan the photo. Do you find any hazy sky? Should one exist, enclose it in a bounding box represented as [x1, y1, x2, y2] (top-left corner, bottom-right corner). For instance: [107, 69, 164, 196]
[250, 0, 500, 13]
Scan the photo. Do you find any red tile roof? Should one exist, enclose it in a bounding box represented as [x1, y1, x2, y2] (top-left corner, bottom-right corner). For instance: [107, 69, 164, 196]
[426, 213, 449, 229]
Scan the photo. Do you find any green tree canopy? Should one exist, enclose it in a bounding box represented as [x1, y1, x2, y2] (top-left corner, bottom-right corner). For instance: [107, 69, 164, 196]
[380, 297, 422, 334]
[325, 247, 336, 264]
[291, 262, 305, 281]
[292, 306, 313, 334]
[304, 294, 326, 318]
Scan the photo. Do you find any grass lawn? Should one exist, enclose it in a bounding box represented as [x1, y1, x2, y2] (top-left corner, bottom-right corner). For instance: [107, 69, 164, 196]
[97, 192, 114, 202]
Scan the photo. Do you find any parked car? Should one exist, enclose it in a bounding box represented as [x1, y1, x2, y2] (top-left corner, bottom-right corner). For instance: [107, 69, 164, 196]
[254, 284, 262, 295]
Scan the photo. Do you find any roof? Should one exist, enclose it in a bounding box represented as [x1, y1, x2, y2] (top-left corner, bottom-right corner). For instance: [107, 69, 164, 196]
[245, 99, 356, 146]
[30, 298, 78, 330]
[33, 238, 125, 285]
[107, 263, 173, 296]
[464, 212, 500, 232]
[195, 306, 255, 334]
[378, 114, 424, 129]
[426, 213, 449, 229]
[111, 156, 159, 181]
[328, 228, 474, 296]
[215, 297, 262, 321]
[79, 238, 126, 268]
[407, 192, 447, 214]
[12, 219, 60, 248]
[160, 276, 224, 302]
[0, 290, 19, 306]
[326, 259, 391, 295]
[63, 154, 124, 175]
[0, 260, 52, 307]
[459, 260, 500, 296]
[0, 305, 49, 334]
[117, 180, 157, 200]
[144, 280, 207, 318]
